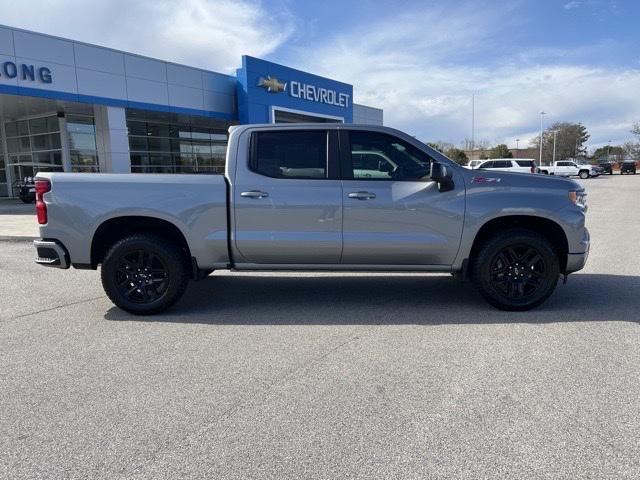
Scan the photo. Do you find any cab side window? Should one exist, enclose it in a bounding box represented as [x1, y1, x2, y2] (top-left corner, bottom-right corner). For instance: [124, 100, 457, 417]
[347, 131, 432, 181]
[250, 130, 328, 179]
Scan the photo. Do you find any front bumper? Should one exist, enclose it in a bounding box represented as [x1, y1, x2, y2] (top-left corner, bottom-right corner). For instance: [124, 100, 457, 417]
[33, 239, 70, 269]
[565, 228, 590, 274]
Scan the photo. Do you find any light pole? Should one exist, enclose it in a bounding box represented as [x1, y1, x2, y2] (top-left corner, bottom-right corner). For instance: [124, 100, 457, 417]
[552, 130, 558, 164]
[516, 138, 520, 152]
[607, 140, 612, 162]
[539, 111, 546, 166]
[471, 93, 475, 151]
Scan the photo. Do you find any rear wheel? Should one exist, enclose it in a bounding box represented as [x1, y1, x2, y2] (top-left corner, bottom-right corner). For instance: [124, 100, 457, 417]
[101, 234, 190, 315]
[472, 229, 560, 311]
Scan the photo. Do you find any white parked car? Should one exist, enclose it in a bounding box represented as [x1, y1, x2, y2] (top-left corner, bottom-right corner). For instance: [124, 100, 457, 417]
[472, 158, 538, 174]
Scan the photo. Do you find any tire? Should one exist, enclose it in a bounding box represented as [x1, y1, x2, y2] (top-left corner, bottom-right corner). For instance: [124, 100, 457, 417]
[101, 234, 190, 315]
[579, 170, 589, 179]
[472, 228, 560, 311]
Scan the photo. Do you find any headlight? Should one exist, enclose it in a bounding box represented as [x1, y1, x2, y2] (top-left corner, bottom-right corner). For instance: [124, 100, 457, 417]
[568, 190, 587, 208]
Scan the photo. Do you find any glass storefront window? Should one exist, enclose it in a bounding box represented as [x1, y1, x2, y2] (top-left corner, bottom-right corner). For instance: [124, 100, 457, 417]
[66, 115, 98, 172]
[5, 114, 63, 182]
[126, 114, 230, 174]
[0, 140, 6, 196]
[4, 113, 98, 184]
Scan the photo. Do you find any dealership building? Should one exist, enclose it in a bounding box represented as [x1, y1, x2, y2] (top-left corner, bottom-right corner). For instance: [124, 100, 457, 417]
[0, 25, 383, 197]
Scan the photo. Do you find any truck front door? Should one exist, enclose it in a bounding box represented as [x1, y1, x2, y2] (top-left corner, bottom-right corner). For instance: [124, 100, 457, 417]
[556, 161, 575, 176]
[339, 130, 465, 265]
[232, 129, 343, 264]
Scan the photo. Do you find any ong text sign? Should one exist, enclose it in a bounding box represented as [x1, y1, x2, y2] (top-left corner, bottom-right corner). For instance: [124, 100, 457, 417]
[0, 61, 53, 84]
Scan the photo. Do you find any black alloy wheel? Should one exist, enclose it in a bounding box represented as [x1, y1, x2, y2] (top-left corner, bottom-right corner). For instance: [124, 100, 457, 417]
[488, 244, 547, 301]
[473, 229, 560, 311]
[115, 250, 170, 304]
[101, 234, 190, 315]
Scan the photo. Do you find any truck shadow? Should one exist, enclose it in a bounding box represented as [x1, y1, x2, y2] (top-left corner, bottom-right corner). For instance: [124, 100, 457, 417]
[103, 273, 640, 325]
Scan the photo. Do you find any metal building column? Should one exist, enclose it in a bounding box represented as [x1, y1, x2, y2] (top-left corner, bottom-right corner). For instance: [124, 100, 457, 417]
[93, 105, 130, 173]
[58, 115, 72, 172]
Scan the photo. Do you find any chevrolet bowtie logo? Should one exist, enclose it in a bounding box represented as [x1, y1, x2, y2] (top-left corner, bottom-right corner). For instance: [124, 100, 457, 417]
[258, 75, 287, 93]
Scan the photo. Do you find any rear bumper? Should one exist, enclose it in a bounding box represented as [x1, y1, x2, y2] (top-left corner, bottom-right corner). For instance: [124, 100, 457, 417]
[33, 239, 70, 269]
[565, 228, 590, 274]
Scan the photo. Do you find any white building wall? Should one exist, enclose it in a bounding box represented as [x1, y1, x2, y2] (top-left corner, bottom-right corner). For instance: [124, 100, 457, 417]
[0, 25, 237, 117]
[353, 104, 384, 125]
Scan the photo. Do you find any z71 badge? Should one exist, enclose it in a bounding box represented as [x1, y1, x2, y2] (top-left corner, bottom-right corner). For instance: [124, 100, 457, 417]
[472, 176, 502, 184]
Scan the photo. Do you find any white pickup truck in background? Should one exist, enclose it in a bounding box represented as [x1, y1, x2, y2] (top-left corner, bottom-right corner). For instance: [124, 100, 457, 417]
[539, 161, 599, 179]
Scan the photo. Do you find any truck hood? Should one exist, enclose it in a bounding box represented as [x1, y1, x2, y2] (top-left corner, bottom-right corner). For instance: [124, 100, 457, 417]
[460, 168, 582, 192]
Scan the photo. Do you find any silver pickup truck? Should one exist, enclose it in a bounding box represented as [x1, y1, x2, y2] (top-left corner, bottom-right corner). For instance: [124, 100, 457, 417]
[33, 124, 590, 314]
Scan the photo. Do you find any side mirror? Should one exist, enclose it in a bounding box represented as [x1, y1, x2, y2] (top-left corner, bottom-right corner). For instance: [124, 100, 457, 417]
[429, 161, 455, 192]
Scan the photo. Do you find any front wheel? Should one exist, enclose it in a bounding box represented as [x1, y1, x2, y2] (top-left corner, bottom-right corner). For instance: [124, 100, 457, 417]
[101, 234, 190, 315]
[472, 229, 560, 311]
[579, 170, 589, 179]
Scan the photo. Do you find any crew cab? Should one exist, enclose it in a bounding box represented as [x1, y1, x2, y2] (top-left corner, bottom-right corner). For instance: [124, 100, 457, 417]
[33, 124, 590, 314]
[539, 160, 599, 179]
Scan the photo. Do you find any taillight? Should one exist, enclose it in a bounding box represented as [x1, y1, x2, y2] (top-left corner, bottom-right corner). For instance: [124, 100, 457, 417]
[35, 179, 51, 225]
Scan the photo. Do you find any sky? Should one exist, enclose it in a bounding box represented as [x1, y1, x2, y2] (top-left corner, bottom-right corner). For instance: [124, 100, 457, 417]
[2, 0, 639, 151]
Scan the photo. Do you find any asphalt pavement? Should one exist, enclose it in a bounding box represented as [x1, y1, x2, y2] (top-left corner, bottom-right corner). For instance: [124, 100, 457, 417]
[1, 174, 639, 479]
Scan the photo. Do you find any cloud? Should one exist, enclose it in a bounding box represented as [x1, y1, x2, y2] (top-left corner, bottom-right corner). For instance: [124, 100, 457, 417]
[295, 4, 640, 148]
[564, 1, 583, 9]
[0, 0, 294, 72]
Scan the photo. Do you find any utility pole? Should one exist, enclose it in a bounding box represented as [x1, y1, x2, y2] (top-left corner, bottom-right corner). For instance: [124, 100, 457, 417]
[539, 111, 546, 165]
[607, 140, 612, 162]
[516, 138, 520, 152]
[471, 93, 475, 151]
[552, 130, 557, 164]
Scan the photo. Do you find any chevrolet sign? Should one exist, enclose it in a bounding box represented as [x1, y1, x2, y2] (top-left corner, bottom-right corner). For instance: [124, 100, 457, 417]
[257, 75, 350, 108]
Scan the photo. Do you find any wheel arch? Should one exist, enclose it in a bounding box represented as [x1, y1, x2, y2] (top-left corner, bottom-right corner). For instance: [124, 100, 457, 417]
[468, 215, 569, 274]
[90, 216, 193, 272]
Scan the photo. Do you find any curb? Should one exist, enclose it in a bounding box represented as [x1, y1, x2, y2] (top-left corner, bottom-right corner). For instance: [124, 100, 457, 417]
[0, 235, 38, 242]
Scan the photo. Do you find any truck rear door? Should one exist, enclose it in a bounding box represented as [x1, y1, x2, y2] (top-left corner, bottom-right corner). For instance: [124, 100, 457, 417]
[232, 128, 343, 264]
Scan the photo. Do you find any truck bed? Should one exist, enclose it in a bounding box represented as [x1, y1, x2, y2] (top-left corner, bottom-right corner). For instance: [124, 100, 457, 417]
[37, 172, 230, 270]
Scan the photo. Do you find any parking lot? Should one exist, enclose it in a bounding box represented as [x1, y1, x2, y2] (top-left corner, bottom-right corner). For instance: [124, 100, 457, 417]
[1, 175, 639, 479]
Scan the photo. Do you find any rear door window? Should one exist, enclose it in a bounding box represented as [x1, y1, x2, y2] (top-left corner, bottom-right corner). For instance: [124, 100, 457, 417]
[250, 130, 328, 179]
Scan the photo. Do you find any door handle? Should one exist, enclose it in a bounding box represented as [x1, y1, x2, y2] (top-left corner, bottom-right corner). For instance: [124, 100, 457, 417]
[241, 190, 269, 199]
[348, 191, 376, 200]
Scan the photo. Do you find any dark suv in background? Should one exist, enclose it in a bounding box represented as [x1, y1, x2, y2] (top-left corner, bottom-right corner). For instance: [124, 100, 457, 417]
[620, 161, 637, 175]
[597, 161, 613, 175]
